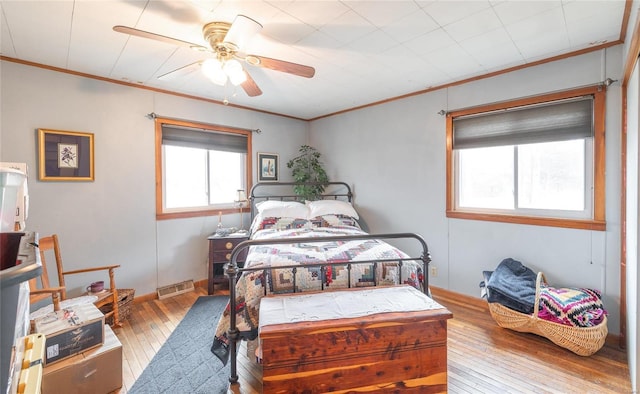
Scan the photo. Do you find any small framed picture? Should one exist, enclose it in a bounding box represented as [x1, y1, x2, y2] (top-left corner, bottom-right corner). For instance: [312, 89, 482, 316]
[38, 129, 94, 181]
[257, 152, 278, 182]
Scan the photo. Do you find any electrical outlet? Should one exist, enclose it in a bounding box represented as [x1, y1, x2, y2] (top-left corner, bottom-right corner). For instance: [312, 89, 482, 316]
[430, 266, 437, 277]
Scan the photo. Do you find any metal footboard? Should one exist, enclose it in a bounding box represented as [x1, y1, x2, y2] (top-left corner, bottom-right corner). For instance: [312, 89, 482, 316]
[224, 232, 431, 385]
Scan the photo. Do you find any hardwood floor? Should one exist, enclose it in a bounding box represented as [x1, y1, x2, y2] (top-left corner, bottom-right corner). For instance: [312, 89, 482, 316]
[112, 285, 632, 393]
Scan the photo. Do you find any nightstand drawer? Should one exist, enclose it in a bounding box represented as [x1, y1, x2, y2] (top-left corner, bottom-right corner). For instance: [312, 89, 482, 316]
[212, 248, 248, 262]
[212, 250, 234, 262]
[210, 238, 245, 251]
[207, 234, 249, 295]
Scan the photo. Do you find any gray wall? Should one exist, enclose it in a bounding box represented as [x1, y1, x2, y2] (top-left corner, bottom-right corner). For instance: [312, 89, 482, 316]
[309, 47, 624, 336]
[625, 58, 639, 393]
[0, 61, 307, 297]
[623, 5, 640, 392]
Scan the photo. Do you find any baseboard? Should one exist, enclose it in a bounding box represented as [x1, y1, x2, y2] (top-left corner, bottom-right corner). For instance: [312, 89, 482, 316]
[132, 279, 209, 304]
[193, 278, 208, 289]
[430, 286, 489, 312]
[133, 292, 156, 304]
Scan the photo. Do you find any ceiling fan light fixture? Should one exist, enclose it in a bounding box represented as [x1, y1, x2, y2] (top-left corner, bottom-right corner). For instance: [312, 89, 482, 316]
[209, 71, 228, 86]
[229, 70, 247, 86]
[202, 58, 227, 86]
[223, 59, 242, 74]
[223, 15, 262, 51]
[223, 59, 246, 85]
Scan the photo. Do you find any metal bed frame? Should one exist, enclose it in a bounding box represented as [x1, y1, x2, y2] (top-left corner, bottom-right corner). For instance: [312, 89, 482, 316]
[224, 182, 432, 384]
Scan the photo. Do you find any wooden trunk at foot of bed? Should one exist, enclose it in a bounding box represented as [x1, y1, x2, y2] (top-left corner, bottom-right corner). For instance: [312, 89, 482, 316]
[259, 304, 452, 393]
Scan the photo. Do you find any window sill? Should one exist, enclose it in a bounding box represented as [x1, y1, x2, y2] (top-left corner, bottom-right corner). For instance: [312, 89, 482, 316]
[446, 210, 606, 231]
[157, 207, 248, 221]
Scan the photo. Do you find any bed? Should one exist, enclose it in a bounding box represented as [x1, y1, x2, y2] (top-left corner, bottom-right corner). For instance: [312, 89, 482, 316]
[211, 182, 448, 390]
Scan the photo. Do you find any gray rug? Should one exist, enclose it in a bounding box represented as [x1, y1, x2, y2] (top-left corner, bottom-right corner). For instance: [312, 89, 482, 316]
[129, 296, 229, 394]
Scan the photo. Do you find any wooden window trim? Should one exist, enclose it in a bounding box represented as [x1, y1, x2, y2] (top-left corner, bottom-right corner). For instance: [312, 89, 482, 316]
[446, 85, 606, 231]
[154, 117, 252, 220]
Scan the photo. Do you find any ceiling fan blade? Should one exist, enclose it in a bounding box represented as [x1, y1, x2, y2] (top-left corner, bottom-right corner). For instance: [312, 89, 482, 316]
[247, 55, 315, 78]
[241, 71, 262, 97]
[158, 61, 202, 81]
[113, 25, 208, 51]
[223, 15, 262, 51]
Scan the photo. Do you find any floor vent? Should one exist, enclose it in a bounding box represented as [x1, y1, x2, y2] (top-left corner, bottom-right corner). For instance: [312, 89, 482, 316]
[157, 280, 194, 300]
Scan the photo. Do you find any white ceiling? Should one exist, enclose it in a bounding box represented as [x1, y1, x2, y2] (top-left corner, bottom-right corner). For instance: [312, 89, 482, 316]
[0, 0, 628, 120]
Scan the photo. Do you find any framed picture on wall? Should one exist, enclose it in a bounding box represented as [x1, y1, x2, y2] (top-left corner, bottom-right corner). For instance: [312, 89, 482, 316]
[38, 129, 95, 181]
[257, 152, 278, 182]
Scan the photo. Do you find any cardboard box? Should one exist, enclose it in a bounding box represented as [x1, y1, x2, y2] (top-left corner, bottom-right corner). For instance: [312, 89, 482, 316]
[42, 324, 122, 394]
[33, 303, 105, 365]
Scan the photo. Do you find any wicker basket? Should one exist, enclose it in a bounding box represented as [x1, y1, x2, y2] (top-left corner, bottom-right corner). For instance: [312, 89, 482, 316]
[488, 272, 608, 356]
[100, 288, 135, 326]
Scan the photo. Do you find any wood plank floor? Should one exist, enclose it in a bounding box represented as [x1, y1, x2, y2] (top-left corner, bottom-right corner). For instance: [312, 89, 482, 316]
[111, 285, 632, 393]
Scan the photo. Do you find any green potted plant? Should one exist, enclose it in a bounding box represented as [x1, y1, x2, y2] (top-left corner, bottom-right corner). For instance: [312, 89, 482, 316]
[286, 145, 329, 200]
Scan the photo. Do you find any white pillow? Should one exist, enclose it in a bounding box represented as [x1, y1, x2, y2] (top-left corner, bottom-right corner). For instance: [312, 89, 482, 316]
[255, 200, 309, 219]
[250, 213, 265, 234]
[306, 200, 359, 219]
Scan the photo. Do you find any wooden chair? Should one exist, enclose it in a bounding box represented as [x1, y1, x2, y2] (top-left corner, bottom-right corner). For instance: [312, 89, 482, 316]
[28, 234, 122, 327]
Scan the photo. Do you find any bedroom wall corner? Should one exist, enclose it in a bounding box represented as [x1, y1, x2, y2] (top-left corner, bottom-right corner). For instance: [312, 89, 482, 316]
[309, 48, 624, 336]
[624, 55, 639, 394]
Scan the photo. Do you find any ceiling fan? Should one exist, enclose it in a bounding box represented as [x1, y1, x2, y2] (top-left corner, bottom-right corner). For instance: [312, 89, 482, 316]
[113, 15, 315, 98]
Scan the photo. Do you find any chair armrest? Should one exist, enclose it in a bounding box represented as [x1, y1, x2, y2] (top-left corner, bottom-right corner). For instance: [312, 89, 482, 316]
[29, 287, 65, 295]
[30, 287, 65, 312]
[62, 265, 120, 276]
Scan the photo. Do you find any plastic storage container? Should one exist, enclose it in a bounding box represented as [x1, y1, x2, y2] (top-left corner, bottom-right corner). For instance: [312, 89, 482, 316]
[0, 168, 25, 232]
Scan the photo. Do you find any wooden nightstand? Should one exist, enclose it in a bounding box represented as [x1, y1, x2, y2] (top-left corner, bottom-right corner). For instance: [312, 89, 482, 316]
[207, 233, 249, 294]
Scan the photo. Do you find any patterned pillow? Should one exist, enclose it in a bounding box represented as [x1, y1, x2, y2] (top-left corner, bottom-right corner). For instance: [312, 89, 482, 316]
[309, 214, 360, 229]
[537, 285, 606, 328]
[255, 217, 312, 231]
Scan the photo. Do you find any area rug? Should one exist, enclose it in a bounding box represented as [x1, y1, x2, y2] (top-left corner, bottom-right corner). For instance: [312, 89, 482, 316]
[129, 296, 229, 394]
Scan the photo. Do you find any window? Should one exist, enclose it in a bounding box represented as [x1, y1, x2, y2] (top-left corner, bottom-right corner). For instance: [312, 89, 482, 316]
[446, 86, 606, 230]
[155, 118, 252, 220]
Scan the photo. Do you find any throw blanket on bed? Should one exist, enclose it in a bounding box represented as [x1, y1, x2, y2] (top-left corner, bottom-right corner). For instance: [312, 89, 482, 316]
[538, 285, 606, 327]
[486, 258, 537, 314]
[210, 225, 424, 365]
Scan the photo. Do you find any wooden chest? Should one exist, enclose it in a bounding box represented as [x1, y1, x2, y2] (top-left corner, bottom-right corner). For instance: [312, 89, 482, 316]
[259, 286, 452, 393]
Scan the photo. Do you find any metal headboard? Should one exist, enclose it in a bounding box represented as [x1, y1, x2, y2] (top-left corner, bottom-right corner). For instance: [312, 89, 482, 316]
[249, 181, 353, 220]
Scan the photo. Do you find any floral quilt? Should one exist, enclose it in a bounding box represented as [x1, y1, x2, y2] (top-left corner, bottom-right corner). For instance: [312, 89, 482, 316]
[211, 224, 425, 365]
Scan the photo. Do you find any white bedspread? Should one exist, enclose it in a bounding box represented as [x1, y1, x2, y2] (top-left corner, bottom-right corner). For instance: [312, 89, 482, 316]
[259, 285, 444, 328]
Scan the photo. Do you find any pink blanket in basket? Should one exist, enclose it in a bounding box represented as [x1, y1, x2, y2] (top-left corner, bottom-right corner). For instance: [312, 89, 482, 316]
[537, 285, 606, 328]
